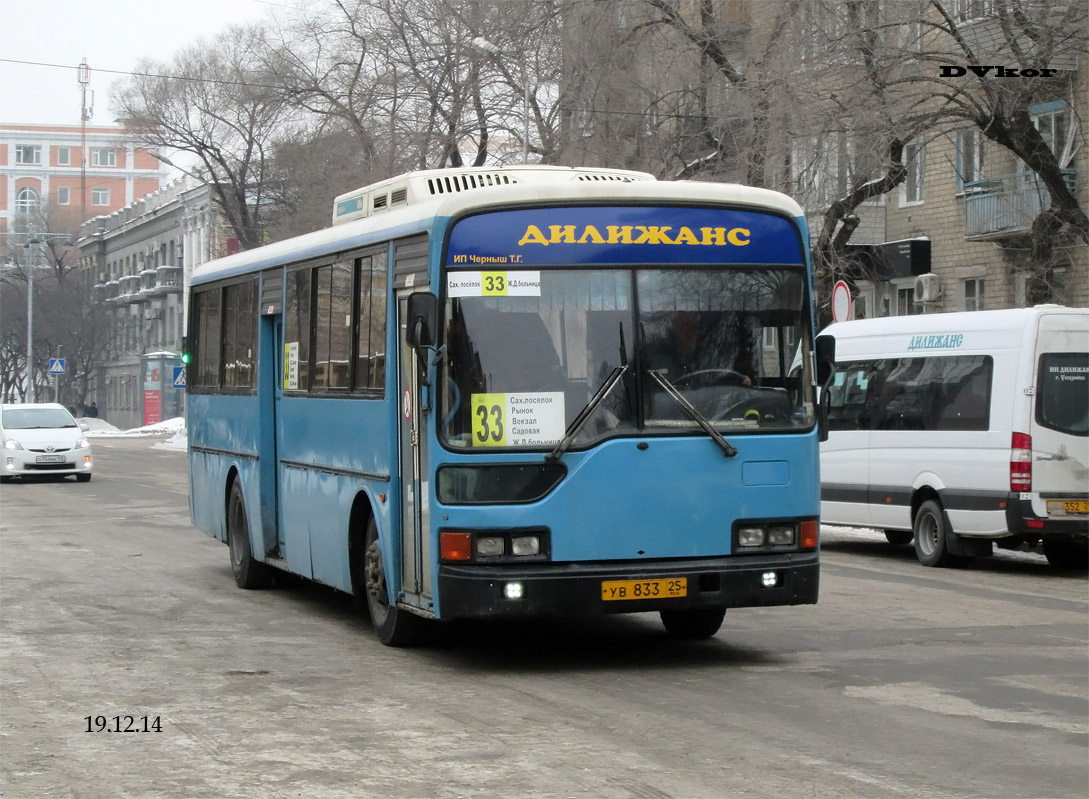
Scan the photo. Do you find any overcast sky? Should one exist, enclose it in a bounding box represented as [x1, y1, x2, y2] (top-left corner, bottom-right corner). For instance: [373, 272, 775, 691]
[0, 0, 293, 126]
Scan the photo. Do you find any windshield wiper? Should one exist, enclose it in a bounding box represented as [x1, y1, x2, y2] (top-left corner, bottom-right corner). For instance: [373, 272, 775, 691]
[547, 364, 628, 462]
[646, 369, 738, 458]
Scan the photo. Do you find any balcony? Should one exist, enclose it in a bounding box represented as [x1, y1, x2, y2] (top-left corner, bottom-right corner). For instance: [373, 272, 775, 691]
[138, 268, 159, 299]
[103, 280, 122, 305]
[155, 264, 183, 294]
[964, 169, 1078, 240]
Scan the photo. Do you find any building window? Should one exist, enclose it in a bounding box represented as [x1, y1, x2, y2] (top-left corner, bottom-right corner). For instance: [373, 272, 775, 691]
[91, 188, 110, 206]
[963, 278, 985, 311]
[1031, 102, 1070, 164]
[15, 145, 41, 164]
[57, 186, 70, 205]
[900, 139, 925, 205]
[15, 187, 39, 213]
[91, 148, 117, 167]
[58, 147, 72, 165]
[954, 0, 993, 21]
[895, 284, 923, 316]
[956, 129, 985, 188]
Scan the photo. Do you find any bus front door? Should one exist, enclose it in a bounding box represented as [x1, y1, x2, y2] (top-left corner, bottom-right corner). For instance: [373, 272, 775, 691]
[396, 291, 431, 607]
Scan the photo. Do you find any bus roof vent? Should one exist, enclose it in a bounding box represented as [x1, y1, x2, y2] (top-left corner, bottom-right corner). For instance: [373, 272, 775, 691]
[332, 167, 657, 225]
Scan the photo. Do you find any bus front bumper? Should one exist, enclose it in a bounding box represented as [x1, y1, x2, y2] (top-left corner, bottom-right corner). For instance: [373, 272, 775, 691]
[435, 551, 819, 620]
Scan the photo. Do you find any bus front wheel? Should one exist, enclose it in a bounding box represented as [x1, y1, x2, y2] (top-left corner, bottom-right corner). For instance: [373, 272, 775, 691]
[660, 608, 725, 640]
[227, 481, 273, 589]
[363, 519, 423, 646]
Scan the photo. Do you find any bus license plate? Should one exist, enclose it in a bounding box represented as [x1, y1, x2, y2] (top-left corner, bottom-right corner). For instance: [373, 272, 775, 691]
[1048, 500, 1089, 516]
[35, 455, 65, 464]
[601, 578, 687, 601]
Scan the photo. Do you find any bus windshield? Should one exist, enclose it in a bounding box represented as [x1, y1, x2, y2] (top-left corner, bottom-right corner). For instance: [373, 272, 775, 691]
[440, 267, 814, 450]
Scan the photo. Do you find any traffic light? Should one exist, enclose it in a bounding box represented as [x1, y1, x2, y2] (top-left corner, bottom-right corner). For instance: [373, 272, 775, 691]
[180, 337, 190, 366]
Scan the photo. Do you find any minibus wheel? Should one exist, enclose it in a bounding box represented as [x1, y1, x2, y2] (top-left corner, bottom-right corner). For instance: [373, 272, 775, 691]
[913, 499, 963, 567]
[227, 480, 273, 589]
[363, 519, 424, 646]
[660, 608, 726, 639]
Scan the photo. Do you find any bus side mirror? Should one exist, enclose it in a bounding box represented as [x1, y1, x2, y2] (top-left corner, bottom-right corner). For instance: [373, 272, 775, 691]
[815, 334, 835, 386]
[406, 292, 438, 348]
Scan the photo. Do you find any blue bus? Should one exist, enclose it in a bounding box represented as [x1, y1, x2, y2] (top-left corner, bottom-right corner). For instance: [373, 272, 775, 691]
[186, 166, 834, 645]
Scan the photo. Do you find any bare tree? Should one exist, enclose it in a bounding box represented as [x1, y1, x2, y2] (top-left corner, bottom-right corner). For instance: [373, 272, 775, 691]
[112, 25, 297, 251]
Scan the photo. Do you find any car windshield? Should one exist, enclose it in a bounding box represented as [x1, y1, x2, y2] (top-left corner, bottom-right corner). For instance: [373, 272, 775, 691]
[2, 408, 78, 430]
[439, 267, 815, 451]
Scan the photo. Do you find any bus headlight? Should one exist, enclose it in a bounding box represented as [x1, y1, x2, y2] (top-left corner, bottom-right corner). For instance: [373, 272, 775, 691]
[767, 526, 795, 546]
[511, 535, 540, 556]
[738, 527, 765, 547]
[476, 536, 505, 558]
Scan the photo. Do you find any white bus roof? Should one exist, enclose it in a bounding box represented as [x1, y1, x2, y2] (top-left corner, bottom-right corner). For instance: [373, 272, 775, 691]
[821, 306, 1088, 357]
[190, 167, 805, 286]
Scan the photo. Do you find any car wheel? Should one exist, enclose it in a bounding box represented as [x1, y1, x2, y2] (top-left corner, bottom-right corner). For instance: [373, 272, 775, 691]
[1042, 539, 1089, 571]
[913, 499, 964, 567]
[0, 476, 11, 484]
[884, 530, 913, 546]
[660, 608, 726, 640]
[227, 480, 273, 589]
[76, 473, 91, 483]
[363, 518, 424, 646]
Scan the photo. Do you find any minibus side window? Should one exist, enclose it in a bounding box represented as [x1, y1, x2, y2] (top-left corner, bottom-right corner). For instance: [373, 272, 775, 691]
[1036, 353, 1089, 436]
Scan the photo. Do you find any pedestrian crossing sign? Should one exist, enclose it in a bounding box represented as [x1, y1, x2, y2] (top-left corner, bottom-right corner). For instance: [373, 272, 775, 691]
[49, 358, 66, 375]
[173, 366, 187, 389]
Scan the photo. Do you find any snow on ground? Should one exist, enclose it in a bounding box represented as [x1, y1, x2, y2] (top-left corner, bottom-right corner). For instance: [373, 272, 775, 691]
[80, 416, 188, 452]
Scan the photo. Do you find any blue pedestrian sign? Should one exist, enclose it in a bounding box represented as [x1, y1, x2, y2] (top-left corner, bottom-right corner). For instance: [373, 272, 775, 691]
[172, 366, 187, 389]
[48, 358, 66, 375]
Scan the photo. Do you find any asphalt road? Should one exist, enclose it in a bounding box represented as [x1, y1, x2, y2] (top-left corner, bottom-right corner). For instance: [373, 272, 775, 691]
[1, 437, 1086, 799]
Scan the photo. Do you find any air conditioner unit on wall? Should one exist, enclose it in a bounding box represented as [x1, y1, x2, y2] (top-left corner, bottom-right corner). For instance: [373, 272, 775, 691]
[914, 273, 942, 303]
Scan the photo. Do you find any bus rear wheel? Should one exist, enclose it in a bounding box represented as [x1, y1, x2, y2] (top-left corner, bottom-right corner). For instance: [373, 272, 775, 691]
[660, 608, 725, 640]
[363, 518, 424, 646]
[227, 481, 273, 589]
[913, 499, 964, 568]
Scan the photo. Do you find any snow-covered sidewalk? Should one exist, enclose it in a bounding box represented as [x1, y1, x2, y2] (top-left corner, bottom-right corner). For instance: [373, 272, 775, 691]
[81, 416, 188, 452]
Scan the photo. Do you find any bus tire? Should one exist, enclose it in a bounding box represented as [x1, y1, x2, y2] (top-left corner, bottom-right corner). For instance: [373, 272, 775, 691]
[227, 480, 273, 589]
[913, 499, 963, 568]
[363, 518, 424, 646]
[1042, 539, 1089, 571]
[660, 608, 725, 640]
[884, 530, 913, 546]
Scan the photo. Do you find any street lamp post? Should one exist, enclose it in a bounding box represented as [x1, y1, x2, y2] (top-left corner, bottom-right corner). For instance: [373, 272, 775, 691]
[23, 237, 40, 403]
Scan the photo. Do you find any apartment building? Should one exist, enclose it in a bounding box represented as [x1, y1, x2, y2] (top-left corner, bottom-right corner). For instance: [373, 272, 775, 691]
[77, 177, 226, 430]
[0, 122, 165, 235]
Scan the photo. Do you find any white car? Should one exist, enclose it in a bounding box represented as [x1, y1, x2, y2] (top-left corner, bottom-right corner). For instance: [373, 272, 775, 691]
[1, 403, 93, 483]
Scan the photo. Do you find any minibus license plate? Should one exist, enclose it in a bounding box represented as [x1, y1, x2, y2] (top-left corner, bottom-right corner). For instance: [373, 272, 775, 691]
[1048, 500, 1089, 515]
[601, 578, 687, 601]
[35, 455, 65, 464]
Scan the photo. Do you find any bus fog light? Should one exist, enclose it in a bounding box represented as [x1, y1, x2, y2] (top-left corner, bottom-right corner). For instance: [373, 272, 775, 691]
[476, 536, 505, 558]
[511, 535, 540, 556]
[503, 582, 524, 600]
[767, 526, 795, 546]
[738, 527, 765, 547]
[761, 571, 779, 588]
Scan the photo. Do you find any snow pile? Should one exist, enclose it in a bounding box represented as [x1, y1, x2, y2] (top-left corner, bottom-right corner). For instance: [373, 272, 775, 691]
[81, 416, 188, 451]
[82, 416, 185, 437]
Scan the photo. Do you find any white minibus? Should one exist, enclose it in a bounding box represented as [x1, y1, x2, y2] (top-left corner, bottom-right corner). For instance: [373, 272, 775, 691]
[818, 306, 1088, 568]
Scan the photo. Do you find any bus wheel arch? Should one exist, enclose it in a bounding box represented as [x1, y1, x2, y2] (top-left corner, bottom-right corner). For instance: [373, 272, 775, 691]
[226, 473, 273, 589]
[351, 496, 424, 647]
